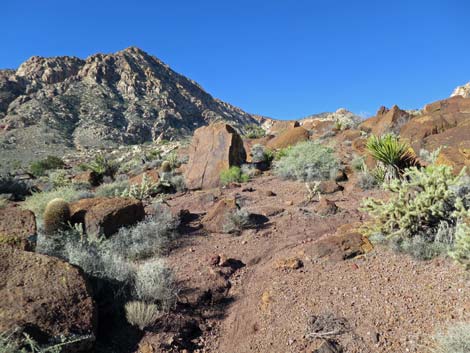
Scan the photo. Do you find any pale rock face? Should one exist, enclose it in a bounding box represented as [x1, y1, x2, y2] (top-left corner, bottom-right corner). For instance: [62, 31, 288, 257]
[0, 47, 257, 167]
[451, 82, 470, 98]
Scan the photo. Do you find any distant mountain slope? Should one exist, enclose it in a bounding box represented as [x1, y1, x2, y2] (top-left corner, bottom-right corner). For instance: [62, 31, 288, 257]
[0, 47, 257, 166]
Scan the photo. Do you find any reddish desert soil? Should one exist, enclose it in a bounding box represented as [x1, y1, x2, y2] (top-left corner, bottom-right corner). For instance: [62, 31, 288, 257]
[158, 174, 470, 353]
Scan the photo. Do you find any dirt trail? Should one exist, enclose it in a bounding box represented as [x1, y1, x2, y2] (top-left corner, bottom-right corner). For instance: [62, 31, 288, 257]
[165, 175, 470, 353]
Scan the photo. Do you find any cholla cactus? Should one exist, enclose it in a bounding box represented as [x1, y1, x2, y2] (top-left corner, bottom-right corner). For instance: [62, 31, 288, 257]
[121, 173, 160, 200]
[361, 165, 468, 240]
[449, 221, 470, 269]
[43, 198, 71, 235]
[305, 181, 321, 202]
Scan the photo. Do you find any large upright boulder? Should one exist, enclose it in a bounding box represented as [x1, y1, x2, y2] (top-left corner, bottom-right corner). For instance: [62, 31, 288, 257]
[0, 247, 97, 352]
[184, 123, 247, 190]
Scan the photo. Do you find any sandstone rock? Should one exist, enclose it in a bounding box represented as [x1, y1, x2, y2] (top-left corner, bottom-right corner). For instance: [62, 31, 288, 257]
[184, 123, 247, 190]
[359, 105, 410, 136]
[201, 198, 238, 233]
[129, 169, 160, 185]
[0, 207, 36, 250]
[70, 197, 145, 237]
[266, 126, 309, 150]
[0, 247, 96, 351]
[275, 257, 303, 270]
[451, 82, 470, 98]
[310, 232, 373, 262]
[319, 181, 344, 194]
[315, 198, 339, 216]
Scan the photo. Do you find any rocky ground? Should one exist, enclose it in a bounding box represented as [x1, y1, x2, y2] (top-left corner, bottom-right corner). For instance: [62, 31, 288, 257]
[2, 80, 470, 353]
[151, 175, 470, 353]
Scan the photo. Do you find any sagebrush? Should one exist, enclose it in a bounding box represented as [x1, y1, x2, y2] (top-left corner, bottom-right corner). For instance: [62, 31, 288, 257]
[273, 141, 338, 182]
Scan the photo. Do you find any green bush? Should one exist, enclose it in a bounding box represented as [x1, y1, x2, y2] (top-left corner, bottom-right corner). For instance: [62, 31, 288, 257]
[244, 124, 266, 139]
[30, 156, 65, 177]
[47, 169, 71, 189]
[273, 141, 339, 182]
[366, 134, 417, 180]
[362, 165, 470, 260]
[220, 166, 250, 185]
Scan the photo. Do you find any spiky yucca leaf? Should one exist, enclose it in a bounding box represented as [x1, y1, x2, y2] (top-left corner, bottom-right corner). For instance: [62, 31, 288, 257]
[366, 134, 418, 175]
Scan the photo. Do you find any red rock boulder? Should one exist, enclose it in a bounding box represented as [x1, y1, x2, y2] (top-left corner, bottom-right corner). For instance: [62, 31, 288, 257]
[266, 126, 309, 150]
[70, 197, 145, 237]
[0, 247, 97, 351]
[184, 123, 247, 190]
[0, 206, 36, 250]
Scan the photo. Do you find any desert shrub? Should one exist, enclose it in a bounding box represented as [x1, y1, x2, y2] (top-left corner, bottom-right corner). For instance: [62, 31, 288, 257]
[366, 134, 417, 180]
[273, 146, 291, 161]
[81, 154, 118, 183]
[47, 169, 71, 189]
[0, 329, 92, 353]
[351, 156, 366, 172]
[167, 174, 186, 192]
[273, 141, 339, 182]
[449, 222, 470, 269]
[223, 208, 253, 235]
[244, 124, 266, 139]
[0, 175, 33, 200]
[23, 186, 87, 223]
[95, 180, 130, 197]
[432, 322, 470, 353]
[105, 210, 178, 260]
[133, 260, 178, 311]
[362, 165, 470, 260]
[356, 171, 379, 190]
[220, 166, 250, 185]
[250, 144, 273, 164]
[30, 156, 64, 177]
[43, 198, 71, 235]
[125, 301, 163, 330]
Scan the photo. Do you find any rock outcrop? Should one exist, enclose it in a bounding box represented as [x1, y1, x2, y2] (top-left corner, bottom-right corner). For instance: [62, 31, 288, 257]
[0, 247, 97, 351]
[0, 47, 257, 169]
[451, 82, 470, 98]
[184, 123, 247, 190]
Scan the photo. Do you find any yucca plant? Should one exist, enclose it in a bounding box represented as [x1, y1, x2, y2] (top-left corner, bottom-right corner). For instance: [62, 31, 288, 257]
[81, 154, 118, 184]
[366, 134, 418, 180]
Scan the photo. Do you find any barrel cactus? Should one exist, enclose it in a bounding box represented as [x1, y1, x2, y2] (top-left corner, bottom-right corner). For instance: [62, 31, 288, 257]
[43, 198, 71, 235]
[161, 161, 172, 173]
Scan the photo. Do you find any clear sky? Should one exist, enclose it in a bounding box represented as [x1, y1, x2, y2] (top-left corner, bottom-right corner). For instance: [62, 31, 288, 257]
[2, 0, 470, 119]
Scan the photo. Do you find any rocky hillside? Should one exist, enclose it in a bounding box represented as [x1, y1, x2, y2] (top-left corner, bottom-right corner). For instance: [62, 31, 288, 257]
[0, 47, 257, 168]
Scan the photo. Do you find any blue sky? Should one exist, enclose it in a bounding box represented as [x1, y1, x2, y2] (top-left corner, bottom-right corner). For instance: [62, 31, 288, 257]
[2, 0, 469, 119]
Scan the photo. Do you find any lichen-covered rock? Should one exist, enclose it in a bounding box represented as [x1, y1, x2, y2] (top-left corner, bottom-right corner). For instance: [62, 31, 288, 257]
[184, 123, 247, 190]
[0, 206, 36, 250]
[0, 247, 97, 352]
[70, 197, 145, 237]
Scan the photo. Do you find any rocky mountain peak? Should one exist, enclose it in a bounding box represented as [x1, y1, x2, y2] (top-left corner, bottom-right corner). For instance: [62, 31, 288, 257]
[451, 82, 470, 98]
[0, 47, 257, 168]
